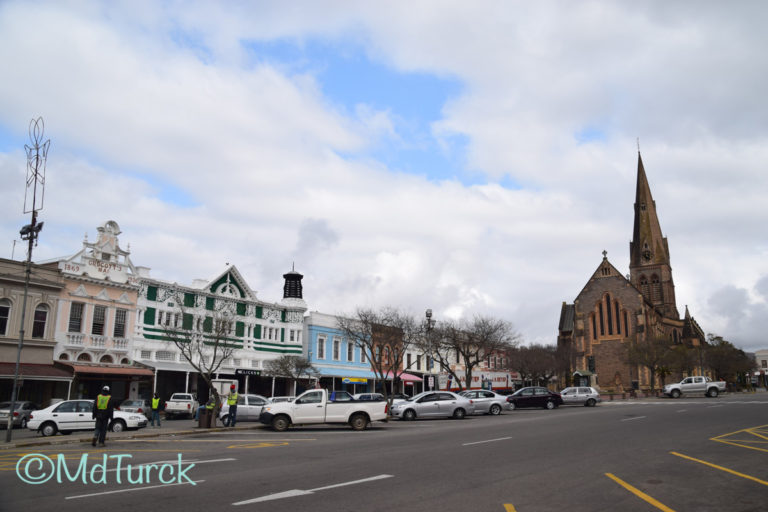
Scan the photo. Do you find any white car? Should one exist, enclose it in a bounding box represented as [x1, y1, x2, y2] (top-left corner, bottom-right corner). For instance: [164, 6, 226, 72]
[219, 394, 269, 425]
[27, 399, 148, 437]
[559, 387, 601, 407]
[459, 390, 509, 415]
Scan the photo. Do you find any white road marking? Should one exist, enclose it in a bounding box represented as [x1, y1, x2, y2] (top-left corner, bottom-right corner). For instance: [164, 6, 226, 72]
[462, 437, 513, 446]
[66, 480, 204, 499]
[232, 474, 394, 505]
[621, 416, 646, 422]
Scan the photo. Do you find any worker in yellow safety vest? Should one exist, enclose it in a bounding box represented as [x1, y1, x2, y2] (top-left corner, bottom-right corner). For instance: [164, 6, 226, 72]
[226, 384, 239, 427]
[92, 385, 114, 447]
[150, 392, 162, 427]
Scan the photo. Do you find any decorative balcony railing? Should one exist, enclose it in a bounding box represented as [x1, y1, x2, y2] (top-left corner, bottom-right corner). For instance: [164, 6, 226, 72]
[65, 333, 84, 346]
[90, 336, 107, 349]
[112, 338, 129, 351]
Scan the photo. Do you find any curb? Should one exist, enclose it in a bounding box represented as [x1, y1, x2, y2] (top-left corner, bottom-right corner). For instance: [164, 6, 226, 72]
[0, 423, 264, 451]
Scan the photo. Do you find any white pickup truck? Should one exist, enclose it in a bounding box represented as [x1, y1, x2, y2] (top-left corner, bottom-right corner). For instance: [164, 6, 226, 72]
[259, 389, 388, 431]
[164, 393, 198, 418]
[663, 376, 726, 398]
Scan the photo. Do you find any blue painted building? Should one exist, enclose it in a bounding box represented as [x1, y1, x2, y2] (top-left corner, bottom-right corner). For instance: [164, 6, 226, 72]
[303, 311, 378, 394]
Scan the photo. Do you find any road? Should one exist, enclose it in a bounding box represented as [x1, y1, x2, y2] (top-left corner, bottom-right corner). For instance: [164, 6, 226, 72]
[1, 394, 766, 512]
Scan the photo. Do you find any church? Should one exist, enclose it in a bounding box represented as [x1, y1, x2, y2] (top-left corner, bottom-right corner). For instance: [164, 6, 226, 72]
[557, 153, 706, 393]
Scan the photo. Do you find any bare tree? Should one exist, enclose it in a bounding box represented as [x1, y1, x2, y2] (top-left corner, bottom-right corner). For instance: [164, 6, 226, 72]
[625, 335, 673, 392]
[162, 293, 237, 415]
[705, 334, 755, 386]
[507, 344, 559, 387]
[263, 355, 319, 395]
[336, 307, 420, 405]
[417, 316, 519, 392]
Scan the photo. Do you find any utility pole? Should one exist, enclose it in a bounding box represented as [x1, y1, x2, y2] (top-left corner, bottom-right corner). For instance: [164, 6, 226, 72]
[5, 117, 48, 443]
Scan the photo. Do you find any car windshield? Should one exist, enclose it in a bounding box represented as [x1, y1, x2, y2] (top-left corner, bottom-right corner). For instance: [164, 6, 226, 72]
[120, 400, 141, 406]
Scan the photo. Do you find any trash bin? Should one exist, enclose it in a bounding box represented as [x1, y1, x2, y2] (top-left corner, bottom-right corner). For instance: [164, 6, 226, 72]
[198, 408, 211, 428]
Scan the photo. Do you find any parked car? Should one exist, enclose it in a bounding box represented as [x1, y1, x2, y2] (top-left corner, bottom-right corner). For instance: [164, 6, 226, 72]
[268, 396, 295, 403]
[390, 391, 475, 420]
[164, 393, 198, 419]
[219, 394, 269, 425]
[0, 401, 38, 429]
[459, 390, 508, 415]
[353, 393, 386, 402]
[27, 399, 148, 436]
[117, 398, 152, 418]
[559, 387, 601, 407]
[506, 387, 563, 410]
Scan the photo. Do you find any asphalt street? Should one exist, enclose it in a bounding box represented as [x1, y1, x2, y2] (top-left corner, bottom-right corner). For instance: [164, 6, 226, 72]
[0, 394, 766, 512]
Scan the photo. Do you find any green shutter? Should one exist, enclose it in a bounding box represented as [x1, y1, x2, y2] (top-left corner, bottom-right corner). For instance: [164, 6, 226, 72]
[236, 321, 245, 337]
[144, 307, 156, 325]
[203, 316, 213, 333]
[281, 328, 285, 342]
[281, 310, 286, 322]
[253, 324, 261, 339]
[206, 297, 215, 311]
[255, 306, 262, 319]
[237, 302, 246, 316]
[147, 286, 157, 301]
[184, 293, 195, 308]
[182, 313, 193, 330]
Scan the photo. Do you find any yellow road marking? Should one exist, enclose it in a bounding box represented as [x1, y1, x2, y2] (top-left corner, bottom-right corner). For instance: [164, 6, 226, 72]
[227, 442, 289, 449]
[503, 505, 517, 512]
[670, 452, 768, 487]
[605, 473, 676, 512]
[114, 438, 316, 443]
[711, 424, 768, 453]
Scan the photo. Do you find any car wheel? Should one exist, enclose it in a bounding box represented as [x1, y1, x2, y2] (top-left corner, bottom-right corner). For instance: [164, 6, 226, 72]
[545, 400, 555, 410]
[508, 402, 516, 411]
[19, 417, 27, 429]
[453, 408, 466, 419]
[707, 388, 719, 398]
[222, 414, 230, 427]
[271, 415, 290, 432]
[586, 398, 596, 407]
[489, 404, 501, 415]
[350, 413, 368, 431]
[403, 409, 416, 421]
[110, 419, 126, 432]
[40, 422, 57, 437]
[671, 389, 681, 398]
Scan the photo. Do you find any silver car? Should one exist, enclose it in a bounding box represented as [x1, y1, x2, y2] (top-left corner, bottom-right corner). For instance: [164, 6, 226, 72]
[559, 386, 601, 407]
[460, 390, 508, 415]
[219, 394, 269, 425]
[0, 401, 38, 429]
[390, 391, 474, 420]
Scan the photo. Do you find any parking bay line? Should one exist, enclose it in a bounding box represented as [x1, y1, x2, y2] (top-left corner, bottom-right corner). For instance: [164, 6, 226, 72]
[232, 474, 394, 505]
[463, 437, 513, 446]
[605, 473, 676, 512]
[621, 416, 646, 422]
[670, 451, 768, 487]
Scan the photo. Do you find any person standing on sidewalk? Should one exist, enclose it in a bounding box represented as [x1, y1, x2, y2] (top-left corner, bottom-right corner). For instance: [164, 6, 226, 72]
[150, 392, 162, 427]
[92, 385, 114, 447]
[226, 384, 238, 427]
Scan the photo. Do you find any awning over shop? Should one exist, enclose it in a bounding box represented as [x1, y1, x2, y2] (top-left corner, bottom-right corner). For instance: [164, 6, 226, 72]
[0, 363, 73, 382]
[57, 362, 154, 377]
[384, 371, 423, 382]
[138, 360, 239, 375]
[313, 366, 377, 380]
[573, 370, 594, 376]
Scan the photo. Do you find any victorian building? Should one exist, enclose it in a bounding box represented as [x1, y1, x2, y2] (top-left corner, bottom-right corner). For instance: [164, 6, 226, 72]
[40, 221, 153, 400]
[557, 154, 706, 392]
[133, 264, 307, 400]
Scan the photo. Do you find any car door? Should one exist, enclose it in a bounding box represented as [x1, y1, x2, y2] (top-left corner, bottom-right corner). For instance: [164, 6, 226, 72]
[560, 388, 575, 404]
[292, 391, 326, 423]
[245, 395, 267, 421]
[517, 388, 535, 408]
[477, 391, 496, 413]
[76, 400, 96, 430]
[437, 392, 460, 416]
[51, 401, 81, 432]
[415, 393, 441, 417]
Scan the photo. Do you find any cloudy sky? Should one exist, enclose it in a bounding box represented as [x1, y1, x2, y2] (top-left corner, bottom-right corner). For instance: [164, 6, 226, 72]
[1, 1, 766, 353]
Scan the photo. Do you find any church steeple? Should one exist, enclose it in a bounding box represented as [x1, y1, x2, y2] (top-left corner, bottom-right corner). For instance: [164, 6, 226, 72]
[629, 152, 679, 318]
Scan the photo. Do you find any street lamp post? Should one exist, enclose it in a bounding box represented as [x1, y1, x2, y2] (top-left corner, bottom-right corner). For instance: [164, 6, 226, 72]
[425, 309, 436, 391]
[5, 118, 49, 443]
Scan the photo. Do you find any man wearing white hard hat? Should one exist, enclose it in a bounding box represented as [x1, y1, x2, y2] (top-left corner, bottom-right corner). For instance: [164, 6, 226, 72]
[92, 385, 114, 447]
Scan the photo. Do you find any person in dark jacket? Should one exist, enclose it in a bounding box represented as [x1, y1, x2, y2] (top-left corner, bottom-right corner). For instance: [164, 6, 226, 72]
[92, 385, 115, 447]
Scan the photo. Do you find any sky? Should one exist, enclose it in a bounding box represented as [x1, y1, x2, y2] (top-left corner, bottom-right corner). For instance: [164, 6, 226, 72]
[1, 1, 766, 353]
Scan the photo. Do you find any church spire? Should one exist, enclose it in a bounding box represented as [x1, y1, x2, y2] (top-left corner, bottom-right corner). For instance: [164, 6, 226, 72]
[629, 152, 679, 318]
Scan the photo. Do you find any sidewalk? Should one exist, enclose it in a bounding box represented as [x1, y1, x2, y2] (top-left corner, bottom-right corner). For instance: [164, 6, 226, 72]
[0, 420, 263, 450]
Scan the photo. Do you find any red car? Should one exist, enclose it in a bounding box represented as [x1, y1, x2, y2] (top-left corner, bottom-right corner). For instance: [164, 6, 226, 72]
[506, 387, 563, 410]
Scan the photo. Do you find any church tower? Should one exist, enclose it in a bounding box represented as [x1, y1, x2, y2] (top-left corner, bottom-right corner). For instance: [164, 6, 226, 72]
[629, 153, 679, 319]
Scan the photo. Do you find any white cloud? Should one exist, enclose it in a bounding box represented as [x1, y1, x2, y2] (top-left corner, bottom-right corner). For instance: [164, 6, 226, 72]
[1, 1, 766, 353]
